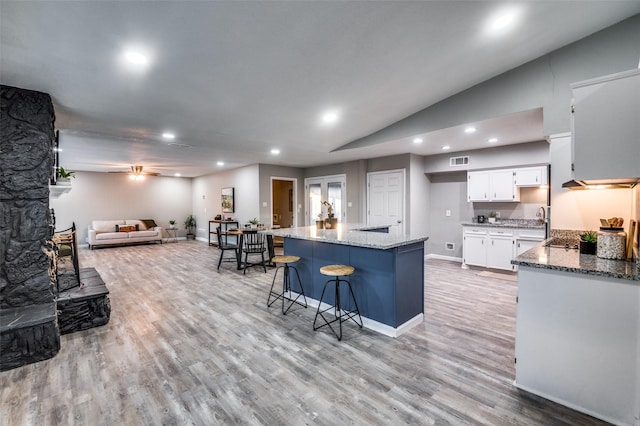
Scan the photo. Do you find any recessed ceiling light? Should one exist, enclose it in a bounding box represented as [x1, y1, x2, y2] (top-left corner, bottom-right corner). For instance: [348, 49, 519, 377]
[464, 127, 476, 134]
[488, 137, 498, 143]
[271, 149, 280, 155]
[321, 111, 339, 125]
[216, 161, 225, 166]
[124, 50, 149, 65]
[486, 7, 521, 36]
[174, 173, 181, 177]
[442, 145, 451, 150]
[413, 138, 423, 144]
[162, 132, 175, 140]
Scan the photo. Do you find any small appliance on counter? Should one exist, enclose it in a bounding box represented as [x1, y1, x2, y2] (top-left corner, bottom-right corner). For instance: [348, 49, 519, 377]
[477, 215, 486, 223]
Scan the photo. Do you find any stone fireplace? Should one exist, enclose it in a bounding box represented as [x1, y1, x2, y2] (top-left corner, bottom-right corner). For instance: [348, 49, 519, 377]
[0, 85, 60, 370]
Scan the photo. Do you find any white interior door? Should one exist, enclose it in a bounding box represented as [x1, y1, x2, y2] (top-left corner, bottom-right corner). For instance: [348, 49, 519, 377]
[305, 175, 346, 225]
[367, 170, 405, 235]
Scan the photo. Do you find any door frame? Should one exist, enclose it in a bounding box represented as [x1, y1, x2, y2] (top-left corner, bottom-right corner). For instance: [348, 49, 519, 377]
[366, 169, 406, 234]
[270, 176, 297, 228]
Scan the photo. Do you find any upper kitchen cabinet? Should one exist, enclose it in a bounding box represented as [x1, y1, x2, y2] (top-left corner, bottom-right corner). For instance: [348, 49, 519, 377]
[468, 169, 520, 202]
[571, 69, 640, 182]
[515, 166, 548, 187]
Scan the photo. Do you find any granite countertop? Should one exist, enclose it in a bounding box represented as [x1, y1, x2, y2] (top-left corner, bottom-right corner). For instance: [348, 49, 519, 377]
[462, 219, 545, 229]
[513, 242, 639, 281]
[263, 223, 428, 250]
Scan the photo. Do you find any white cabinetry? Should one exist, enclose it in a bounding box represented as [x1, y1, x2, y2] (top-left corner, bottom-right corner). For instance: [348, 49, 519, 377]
[467, 170, 520, 202]
[462, 227, 487, 267]
[463, 226, 545, 271]
[571, 68, 640, 181]
[487, 230, 515, 270]
[467, 172, 489, 201]
[515, 167, 548, 187]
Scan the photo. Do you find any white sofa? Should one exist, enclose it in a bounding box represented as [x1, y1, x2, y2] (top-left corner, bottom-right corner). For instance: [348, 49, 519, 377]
[87, 220, 163, 249]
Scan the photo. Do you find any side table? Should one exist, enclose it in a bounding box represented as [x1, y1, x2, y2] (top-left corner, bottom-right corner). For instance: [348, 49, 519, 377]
[166, 228, 178, 243]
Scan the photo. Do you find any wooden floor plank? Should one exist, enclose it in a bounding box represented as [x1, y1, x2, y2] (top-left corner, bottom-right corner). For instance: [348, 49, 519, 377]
[0, 242, 606, 425]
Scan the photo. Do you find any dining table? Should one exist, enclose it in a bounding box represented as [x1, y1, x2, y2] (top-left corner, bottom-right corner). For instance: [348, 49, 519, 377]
[225, 227, 276, 270]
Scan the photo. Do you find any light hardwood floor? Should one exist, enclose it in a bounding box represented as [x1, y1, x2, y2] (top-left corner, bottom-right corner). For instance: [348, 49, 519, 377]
[0, 241, 605, 425]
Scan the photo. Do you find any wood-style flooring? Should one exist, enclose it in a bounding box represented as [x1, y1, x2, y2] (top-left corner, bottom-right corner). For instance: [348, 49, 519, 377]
[0, 241, 605, 425]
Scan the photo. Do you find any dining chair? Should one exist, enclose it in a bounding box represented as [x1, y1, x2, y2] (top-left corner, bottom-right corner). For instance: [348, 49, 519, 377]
[242, 230, 267, 274]
[216, 226, 238, 270]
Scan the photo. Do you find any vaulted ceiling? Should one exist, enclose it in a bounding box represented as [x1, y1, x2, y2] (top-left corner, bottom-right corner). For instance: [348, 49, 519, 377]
[2, 1, 639, 177]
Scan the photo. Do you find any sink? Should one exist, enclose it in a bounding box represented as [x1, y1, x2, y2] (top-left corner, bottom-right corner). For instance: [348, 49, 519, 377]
[544, 237, 579, 249]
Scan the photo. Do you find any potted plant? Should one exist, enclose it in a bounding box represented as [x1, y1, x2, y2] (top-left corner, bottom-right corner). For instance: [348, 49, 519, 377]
[488, 211, 497, 223]
[322, 201, 337, 228]
[184, 215, 196, 239]
[316, 212, 324, 229]
[249, 217, 259, 229]
[579, 230, 597, 255]
[56, 167, 75, 185]
[168, 219, 176, 229]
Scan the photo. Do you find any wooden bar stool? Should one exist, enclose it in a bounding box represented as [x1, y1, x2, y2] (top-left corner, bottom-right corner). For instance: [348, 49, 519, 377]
[313, 264, 362, 341]
[267, 255, 308, 314]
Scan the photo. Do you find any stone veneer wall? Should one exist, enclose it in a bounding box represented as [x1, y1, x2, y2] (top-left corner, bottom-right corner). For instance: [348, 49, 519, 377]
[0, 85, 60, 369]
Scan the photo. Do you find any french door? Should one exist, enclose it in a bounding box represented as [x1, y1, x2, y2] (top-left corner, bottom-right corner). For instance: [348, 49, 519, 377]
[305, 175, 346, 225]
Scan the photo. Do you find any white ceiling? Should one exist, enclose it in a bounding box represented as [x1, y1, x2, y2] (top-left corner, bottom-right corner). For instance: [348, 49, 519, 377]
[2, 1, 639, 177]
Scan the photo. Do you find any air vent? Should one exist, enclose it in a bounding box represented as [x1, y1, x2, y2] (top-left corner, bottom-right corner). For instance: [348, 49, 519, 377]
[450, 156, 469, 166]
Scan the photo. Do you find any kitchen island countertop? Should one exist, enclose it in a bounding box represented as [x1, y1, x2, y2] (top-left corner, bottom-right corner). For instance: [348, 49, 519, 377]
[264, 223, 428, 250]
[513, 242, 638, 281]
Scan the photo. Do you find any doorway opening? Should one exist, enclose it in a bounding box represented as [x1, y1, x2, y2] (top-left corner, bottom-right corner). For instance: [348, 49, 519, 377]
[271, 177, 297, 229]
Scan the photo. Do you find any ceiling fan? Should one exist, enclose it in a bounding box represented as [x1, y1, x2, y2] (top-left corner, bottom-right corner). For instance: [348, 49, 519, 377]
[105, 165, 160, 179]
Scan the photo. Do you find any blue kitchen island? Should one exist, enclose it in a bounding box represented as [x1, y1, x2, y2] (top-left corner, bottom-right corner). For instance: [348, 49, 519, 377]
[264, 224, 428, 337]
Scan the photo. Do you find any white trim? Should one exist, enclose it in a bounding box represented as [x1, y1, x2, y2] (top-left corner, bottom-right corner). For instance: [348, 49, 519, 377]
[287, 292, 423, 338]
[366, 168, 406, 234]
[426, 253, 463, 263]
[513, 381, 625, 426]
[270, 176, 298, 228]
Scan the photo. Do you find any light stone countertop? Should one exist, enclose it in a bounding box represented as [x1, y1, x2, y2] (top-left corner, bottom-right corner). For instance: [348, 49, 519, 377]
[513, 242, 639, 282]
[263, 223, 428, 250]
[462, 219, 545, 229]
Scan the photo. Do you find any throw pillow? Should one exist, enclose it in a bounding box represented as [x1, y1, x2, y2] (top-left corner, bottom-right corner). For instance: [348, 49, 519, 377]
[139, 219, 157, 230]
[118, 225, 136, 233]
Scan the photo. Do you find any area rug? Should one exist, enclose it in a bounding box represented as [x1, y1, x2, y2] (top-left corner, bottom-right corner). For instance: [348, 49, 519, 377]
[477, 270, 518, 282]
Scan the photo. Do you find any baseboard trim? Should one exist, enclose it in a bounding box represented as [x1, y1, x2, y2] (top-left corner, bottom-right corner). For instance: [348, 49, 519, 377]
[425, 253, 462, 263]
[513, 380, 627, 426]
[285, 292, 423, 338]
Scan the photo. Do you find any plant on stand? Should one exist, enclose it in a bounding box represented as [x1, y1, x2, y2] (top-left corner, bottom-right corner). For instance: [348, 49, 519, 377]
[168, 219, 176, 229]
[184, 215, 196, 239]
[579, 230, 597, 255]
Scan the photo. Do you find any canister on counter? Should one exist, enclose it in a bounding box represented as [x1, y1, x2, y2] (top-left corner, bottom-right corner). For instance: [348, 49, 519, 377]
[596, 228, 627, 260]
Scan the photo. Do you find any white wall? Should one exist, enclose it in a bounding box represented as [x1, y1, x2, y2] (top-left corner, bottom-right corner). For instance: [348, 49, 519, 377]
[410, 154, 430, 244]
[549, 134, 633, 231]
[191, 165, 260, 240]
[50, 171, 193, 243]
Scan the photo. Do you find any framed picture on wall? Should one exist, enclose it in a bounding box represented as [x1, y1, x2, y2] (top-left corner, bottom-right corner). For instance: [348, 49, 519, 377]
[221, 187, 234, 213]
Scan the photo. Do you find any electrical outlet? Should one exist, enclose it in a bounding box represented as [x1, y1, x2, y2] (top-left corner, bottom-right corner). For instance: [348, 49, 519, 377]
[495, 211, 501, 218]
[445, 242, 455, 250]
[445, 209, 451, 217]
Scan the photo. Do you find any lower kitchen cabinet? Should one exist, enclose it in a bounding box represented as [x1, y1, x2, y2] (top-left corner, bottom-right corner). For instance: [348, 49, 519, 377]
[462, 226, 544, 272]
[487, 236, 515, 270]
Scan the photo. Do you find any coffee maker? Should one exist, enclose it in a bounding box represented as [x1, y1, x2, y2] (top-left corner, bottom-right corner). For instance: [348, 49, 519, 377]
[477, 215, 486, 223]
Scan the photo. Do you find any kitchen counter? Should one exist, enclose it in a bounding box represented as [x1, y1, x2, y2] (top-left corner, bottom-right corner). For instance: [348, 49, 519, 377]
[265, 223, 428, 250]
[462, 219, 545, 229]
[513, 241, 638, 281]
